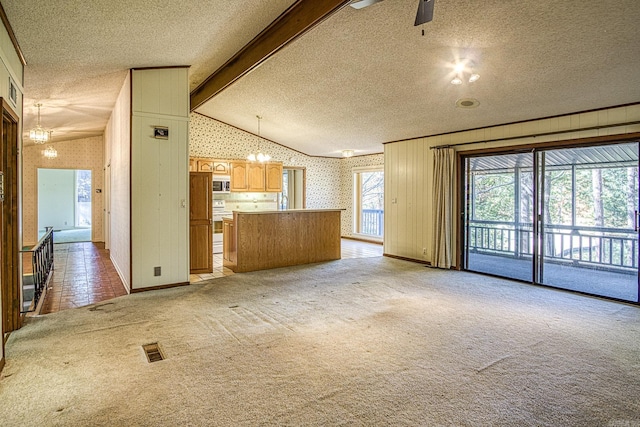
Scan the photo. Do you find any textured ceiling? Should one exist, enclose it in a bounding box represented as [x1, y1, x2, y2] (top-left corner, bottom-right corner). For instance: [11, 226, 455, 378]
[4, 0, 640, 156]
[197, 0, 640, 156]
[2, 0, 296, 143]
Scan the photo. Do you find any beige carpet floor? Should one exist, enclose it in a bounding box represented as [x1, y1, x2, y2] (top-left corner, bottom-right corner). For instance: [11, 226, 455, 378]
[1, 257, 639, 426]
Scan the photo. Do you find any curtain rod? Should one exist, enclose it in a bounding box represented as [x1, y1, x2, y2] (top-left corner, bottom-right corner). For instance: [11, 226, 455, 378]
[430, 120, 640, 150]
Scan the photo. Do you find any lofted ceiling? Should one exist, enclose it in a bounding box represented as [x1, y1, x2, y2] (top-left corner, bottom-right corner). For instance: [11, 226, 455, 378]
[3, 0, 640, 157]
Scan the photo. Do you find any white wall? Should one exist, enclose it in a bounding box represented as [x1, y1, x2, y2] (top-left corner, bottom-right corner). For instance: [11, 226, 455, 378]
[384, 104, 640, 265]
[105, 73, 132, 291]
[37, 169, 75, 230]
[131, 68, 190, 290]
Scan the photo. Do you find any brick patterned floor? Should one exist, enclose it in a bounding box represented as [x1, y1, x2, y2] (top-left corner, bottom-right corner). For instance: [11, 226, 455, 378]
[40, 242, 128, 314]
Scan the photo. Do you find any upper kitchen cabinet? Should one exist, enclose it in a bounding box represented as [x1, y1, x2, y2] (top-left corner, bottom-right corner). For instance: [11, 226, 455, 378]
[230, 161, 249, 191]
[248, 163, 265, 191]
[265, 162, 283, 192]
[197, 159, 214, 172]
[212, 161, 230, 175]
[228, 160, 283, 192]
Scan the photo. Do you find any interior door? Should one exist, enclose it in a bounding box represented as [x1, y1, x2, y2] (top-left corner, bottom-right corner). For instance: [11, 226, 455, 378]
[189, 172, 213, 274]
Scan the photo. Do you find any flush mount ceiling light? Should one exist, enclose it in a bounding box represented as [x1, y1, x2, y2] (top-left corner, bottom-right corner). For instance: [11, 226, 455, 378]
[30, 103, 52, 144]
[455, 98, 480, 109]
[451, 59, 480, 85]
[43, 145, 58, 159]
[342, 150, 354, 158]
[247, 115, 270, 163]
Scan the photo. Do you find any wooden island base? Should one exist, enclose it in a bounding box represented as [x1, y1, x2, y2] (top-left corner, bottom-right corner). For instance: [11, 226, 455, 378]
[223, 209, 342, 273]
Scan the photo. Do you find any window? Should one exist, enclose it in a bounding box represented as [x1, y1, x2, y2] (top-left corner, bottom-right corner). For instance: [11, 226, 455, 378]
[353, 166, 384, 238]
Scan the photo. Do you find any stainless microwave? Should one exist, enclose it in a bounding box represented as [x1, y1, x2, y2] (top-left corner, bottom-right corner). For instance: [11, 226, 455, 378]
[213, 176, 230, 193]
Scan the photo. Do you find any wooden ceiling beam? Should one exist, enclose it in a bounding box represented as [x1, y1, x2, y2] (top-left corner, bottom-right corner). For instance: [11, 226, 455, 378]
[190, 0, 351, 111]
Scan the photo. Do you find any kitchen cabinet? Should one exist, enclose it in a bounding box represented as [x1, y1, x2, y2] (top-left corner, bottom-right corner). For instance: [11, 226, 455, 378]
[212, 161, 230, 175]
[228, 160, 283, 192]
[230, 161, 249, 191]
[197, 159, 215, 172]
[189, 158, 197, 172]
[247, 162, 265, 191]
[265, 162, 283, 192]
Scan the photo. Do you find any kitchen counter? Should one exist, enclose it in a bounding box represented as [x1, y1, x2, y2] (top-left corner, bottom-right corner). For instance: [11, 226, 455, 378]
[223, 209, 342, 272]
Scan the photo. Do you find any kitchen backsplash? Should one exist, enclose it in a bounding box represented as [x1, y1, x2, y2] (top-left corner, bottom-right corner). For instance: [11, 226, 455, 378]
[215, 192, 278, 211]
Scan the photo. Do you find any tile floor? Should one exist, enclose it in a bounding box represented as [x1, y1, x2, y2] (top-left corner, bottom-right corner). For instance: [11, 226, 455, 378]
[39, 239, 383, 314]
[39, 242, 127, 314]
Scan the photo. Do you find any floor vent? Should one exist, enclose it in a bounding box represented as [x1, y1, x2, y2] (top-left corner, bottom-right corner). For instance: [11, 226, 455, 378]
[142, 343, 164, 363]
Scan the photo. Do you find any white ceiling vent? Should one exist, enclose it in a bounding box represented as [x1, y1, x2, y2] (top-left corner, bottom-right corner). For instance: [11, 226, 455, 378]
[456, 98, 480, 109]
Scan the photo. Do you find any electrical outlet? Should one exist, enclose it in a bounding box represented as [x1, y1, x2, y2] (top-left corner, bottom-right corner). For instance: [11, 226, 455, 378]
[154, 266, 161, 276]
[422, 248, 427, 255]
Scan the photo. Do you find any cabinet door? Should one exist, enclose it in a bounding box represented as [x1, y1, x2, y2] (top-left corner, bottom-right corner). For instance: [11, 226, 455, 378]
[265, 162, 283, 192]
[230, 161, 248, 191]
[248, 162, 266, 191]
[189, 158, 197, 172]
[197, 159, 214, 172]
[213, 161, 230, 175]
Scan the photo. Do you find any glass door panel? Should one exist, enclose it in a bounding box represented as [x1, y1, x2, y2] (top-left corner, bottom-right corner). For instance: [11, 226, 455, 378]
[464, 152, 534, 282]
[539, 143, 639, 302]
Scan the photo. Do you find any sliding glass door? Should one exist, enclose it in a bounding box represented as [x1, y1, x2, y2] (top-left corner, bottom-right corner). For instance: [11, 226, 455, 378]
[463, 142, 639, 303]
[464, 152, 534, 282]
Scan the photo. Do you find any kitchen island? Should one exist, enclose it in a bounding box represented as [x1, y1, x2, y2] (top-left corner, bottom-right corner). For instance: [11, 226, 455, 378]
[223, 209, 342, 273]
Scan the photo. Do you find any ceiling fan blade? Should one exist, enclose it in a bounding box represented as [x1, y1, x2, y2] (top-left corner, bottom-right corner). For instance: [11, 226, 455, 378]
[350, 0, 384, 10]
[414, 0, 435, 26]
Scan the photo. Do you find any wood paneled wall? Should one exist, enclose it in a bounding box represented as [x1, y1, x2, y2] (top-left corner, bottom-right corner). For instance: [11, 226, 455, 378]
[383, 139, 430, 261]
[105, 73, 132, 291]
[130, 68, 190, 290]
[383, 104, 640, 266]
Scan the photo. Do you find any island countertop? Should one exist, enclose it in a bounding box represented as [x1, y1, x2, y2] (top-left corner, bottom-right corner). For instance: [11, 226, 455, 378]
[223, 209, 342, 272]
[231, 208, 344, 214]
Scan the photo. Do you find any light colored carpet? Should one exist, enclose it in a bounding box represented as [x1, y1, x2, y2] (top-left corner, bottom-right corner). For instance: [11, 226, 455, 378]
[1, 257, 639, 426]
[48, 228, 91, 243]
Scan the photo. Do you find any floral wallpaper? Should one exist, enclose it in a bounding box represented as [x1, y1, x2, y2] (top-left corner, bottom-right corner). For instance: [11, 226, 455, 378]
[23, 136, 105, 245]
[189, 113, 384, 237]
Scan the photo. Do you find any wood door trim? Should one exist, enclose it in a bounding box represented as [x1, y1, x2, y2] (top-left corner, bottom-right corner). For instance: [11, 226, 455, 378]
[0, 98, 20, 334]
[190, 0, 351, 110]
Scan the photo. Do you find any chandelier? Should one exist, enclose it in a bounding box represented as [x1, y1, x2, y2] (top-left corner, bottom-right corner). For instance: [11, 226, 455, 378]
[247, 115, 270, 162]
[30, 103, 52, 143]
[43, 146, 57, 159]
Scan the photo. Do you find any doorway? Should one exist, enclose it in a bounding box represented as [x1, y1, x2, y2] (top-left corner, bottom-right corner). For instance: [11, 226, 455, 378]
[281, 167, 305, 210]
[461, 141, 639, 303]
[38, 169, 92, 243]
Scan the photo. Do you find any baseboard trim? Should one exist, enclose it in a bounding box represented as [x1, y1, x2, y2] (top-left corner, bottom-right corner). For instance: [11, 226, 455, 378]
[383, 253, 430, 265]
[110, 254, 131, 294]
[342, 236, 383, 245]
[130, 281, 190, 293]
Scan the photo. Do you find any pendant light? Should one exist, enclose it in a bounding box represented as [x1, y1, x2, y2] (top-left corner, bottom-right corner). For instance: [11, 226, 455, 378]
[30, 103, 52, 144]
[43, 145, 58, 159]
[247, 115, 270, 163]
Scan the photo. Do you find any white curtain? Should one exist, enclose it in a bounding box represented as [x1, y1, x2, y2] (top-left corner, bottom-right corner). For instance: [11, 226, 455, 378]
[431, 147, 455, 269]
